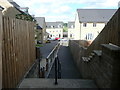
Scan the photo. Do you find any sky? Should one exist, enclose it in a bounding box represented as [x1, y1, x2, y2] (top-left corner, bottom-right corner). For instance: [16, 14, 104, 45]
[12, 0, 120, 22]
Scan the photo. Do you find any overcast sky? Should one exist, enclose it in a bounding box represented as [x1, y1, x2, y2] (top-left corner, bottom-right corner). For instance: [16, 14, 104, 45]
[13, 0, 119, 22]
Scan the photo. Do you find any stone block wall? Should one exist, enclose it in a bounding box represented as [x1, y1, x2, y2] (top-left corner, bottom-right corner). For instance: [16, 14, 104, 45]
[69, 41, 120, 88]
[69, 8, 120, 88]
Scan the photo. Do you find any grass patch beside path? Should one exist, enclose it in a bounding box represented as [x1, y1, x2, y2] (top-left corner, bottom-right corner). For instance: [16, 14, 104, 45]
[36, 44, 44, 47]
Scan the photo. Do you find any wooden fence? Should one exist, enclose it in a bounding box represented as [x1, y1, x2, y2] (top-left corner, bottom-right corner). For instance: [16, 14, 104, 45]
[0, 11, 2, 90]
[1, 15, 35, 88]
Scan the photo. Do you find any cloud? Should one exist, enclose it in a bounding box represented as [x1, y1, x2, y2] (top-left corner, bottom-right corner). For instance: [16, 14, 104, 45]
[13, 0, 119, 22]
[44, 15, 75, 22]
[52, 5, 71, 14]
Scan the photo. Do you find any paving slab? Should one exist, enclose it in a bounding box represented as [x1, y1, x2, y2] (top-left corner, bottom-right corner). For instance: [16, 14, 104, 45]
[19, 78, 98, 88]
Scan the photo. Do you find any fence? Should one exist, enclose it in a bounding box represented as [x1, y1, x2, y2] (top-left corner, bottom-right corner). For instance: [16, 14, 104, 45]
[1, 15, 35, 88]
[0, 11, 2, 90]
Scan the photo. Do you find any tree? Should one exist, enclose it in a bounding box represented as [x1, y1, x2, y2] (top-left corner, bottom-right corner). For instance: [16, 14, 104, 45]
[63, 23, 68, 32]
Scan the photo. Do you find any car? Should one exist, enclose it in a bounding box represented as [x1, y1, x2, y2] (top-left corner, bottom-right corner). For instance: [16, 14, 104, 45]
[37, 40, 42, 44]
[47, 37, 56, 41]
[46, 40, 51, 43]
[60, 38, 68, 41]
[55, 37, 60, 40]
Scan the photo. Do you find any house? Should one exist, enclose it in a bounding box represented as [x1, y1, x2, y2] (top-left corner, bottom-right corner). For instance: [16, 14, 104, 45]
[8, 0, 29, 14]
[0, 6, 4, 11]
[35, 17, 47, 43]
[8, 0, 20, 8]
[74, 9, 117, 41]
[68, 22, 75, 39]
[46, 22, 63, 39]
[0, 0, 21, 18]
[0, 0, 34, 21]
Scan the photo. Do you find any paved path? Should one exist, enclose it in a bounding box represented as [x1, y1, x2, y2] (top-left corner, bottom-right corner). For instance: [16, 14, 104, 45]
[40, 41, 58, 58]
[19, 78, 97, 88]
[48, 46, 81, 79]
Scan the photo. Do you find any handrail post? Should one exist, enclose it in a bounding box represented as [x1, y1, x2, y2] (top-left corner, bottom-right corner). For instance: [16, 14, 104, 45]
[57, 57, 61, 79]
[54, 57, 58, 85]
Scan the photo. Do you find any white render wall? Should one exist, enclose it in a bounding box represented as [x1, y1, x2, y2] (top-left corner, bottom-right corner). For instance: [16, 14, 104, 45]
[74, 13, 81, 40]
[80, 23, 105, 40]
[68, 28, 75, 39]
[74, 12, 106, 40]
[46, 28, 63, 38]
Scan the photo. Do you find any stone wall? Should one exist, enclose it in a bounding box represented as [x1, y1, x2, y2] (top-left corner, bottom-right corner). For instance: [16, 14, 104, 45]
[69, 41, 120, 88]
[69, 8, 120, 88]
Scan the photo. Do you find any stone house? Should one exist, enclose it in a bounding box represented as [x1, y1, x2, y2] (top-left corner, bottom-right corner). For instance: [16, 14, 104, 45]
[0, 0, 21, 18]
[74, 9, 117, 41]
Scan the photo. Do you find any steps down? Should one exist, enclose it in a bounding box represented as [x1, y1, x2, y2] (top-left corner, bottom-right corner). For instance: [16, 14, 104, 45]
[19, 78, 97, 88]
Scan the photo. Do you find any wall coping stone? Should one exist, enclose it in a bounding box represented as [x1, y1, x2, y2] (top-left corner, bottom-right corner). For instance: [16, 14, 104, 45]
[93, 50, 102, 57]
[101, 44, 120, 51]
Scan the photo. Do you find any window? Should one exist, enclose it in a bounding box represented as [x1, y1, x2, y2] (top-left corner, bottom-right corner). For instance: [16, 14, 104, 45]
[51, 26, 54, 28]
[71, 25, 74, 28]
[85, 33, 94, 40]
[70, 34, 72, 37]
[58, 24, 62, 28]
[59, 34, 61, 38]
[93, 23, 96, 27]
[83, 23, 87, 27]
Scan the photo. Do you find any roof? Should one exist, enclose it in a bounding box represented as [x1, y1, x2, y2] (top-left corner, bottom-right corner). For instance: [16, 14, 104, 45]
[0, 6, 4, 11]
[68, 22, 75, 28]
[9, 2, 20, 8]
[77, 9, 117, 23]
[35, 17, 46, 28]
[46, 22, 63, 28]
[0, 0, 13, 8]
[7, 0, 20, 8]
[36, 26, 42, 30]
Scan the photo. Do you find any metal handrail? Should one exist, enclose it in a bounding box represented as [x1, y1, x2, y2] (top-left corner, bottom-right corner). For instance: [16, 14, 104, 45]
[45, 42, 60, 78]
[54, 56, 61, 85]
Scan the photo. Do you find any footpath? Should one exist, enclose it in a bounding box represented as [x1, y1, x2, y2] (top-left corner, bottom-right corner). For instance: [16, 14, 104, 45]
[48, 46, 81, 79]
[40, 41, 58, 58]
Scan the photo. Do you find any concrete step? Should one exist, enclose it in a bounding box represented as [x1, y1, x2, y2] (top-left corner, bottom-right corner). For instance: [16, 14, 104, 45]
[19, 78, 97, 88]
[82, 57, 90, 62]
[93, 50, 102, 57]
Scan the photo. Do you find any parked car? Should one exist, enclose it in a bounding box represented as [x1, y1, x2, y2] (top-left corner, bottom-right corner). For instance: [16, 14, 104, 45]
[55, 37, 60, 40]
[47, 37, 55, 41]
[37, 40, 42, 44]
[59, 38, 68, 41]
[46, 39, 51, 43]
